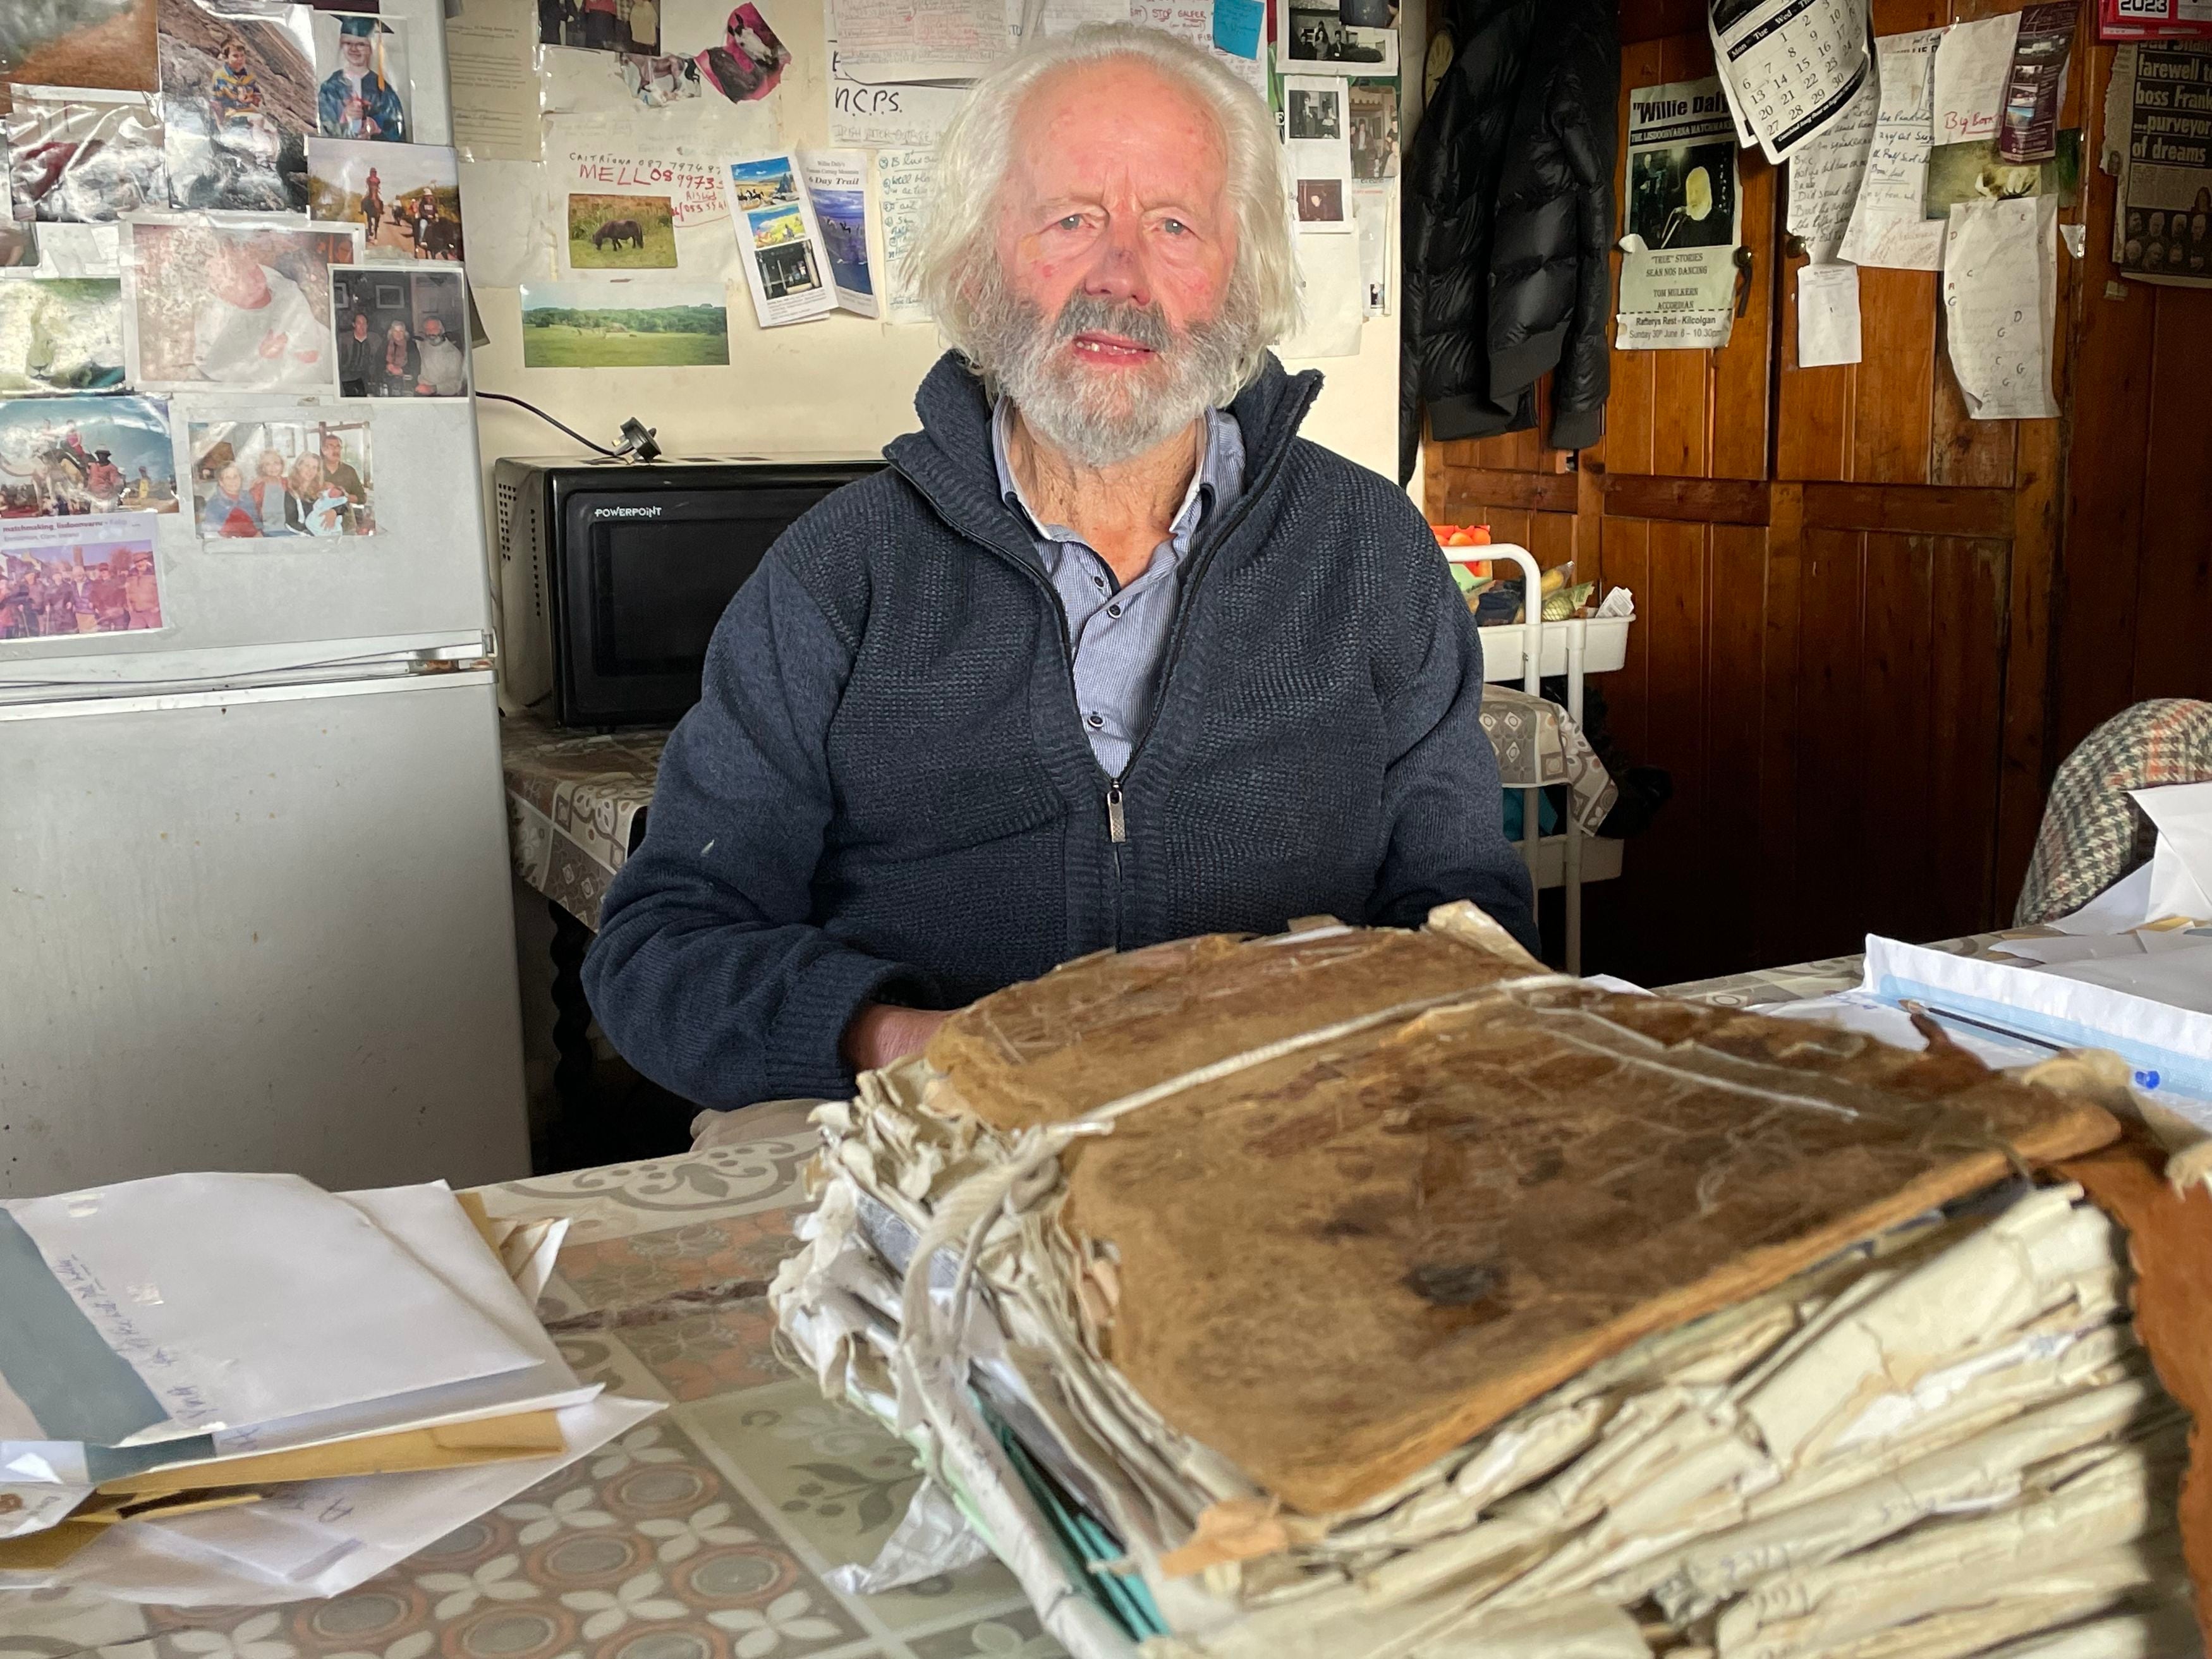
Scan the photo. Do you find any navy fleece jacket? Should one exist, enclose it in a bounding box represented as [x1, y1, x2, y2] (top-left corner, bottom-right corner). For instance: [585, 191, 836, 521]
[582, 352, 1538, 1107]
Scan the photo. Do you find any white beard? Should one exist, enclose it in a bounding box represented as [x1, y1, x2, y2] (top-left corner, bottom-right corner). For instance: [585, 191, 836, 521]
[968, 269, 1260, 468]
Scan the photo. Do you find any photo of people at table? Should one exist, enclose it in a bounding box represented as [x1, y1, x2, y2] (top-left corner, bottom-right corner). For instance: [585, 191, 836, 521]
[332, 267, 468, 398]
[189, 418, 373, 539]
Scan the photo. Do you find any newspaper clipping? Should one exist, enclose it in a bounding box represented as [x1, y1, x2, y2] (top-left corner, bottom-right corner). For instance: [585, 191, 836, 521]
[2112, 41, 2212, 284]
[1708, 0, 1873, 163]
[1619, 78, 1741, 349]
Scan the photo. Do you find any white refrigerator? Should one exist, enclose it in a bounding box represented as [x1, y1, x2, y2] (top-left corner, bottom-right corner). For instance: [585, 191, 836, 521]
[0, 0, 526, 1198]
[0, 394, 530, 1199]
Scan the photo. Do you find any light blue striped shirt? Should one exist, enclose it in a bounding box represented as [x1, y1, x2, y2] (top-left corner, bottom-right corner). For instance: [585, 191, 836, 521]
[990, 399, 1246, 775]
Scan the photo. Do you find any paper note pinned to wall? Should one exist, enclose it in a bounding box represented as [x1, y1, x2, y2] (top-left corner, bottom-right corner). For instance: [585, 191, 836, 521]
[875, 147, 935, 325]
[1786, 73, 1876, 265]
[1838, 28, 1947, 271]
[1130, 0, 1267, 92]
[1797, 261, 1862, 367]
[829, 0, 1010, 79]
[1943, 194, 2059, 420]
[1932, 13, 2022, 147]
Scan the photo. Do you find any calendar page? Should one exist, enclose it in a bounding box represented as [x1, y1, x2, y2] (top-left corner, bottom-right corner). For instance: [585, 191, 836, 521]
[1709, 0, 1873, 164]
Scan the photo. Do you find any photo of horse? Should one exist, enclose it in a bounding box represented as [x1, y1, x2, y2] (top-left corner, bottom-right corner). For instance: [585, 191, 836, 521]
[306, 136, 459, 264]
[566, 191, 676, 269]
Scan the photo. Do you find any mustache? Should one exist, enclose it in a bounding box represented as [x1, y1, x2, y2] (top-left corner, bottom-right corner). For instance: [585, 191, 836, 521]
[1050, 294, 1173, 353]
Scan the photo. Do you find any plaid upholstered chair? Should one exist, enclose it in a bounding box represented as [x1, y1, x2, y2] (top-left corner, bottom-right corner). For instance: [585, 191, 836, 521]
[2015, 698, 2212, 925]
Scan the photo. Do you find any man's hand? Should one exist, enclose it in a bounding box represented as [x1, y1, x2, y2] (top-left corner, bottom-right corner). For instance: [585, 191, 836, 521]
[842, 1003, 948, 1073]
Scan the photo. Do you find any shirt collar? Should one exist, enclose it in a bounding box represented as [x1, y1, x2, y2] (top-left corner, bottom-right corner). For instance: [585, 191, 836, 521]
[990, 397, 1225, 554]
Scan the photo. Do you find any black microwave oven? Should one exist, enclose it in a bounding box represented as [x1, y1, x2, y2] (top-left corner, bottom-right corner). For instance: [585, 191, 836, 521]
[494, 454, 883, 728]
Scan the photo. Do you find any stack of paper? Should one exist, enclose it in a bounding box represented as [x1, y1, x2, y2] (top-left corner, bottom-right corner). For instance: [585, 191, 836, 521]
[0, 1173, 658, 1604]
[771, 907, 2208, 1659]
[1770, 781, 2212, 1176]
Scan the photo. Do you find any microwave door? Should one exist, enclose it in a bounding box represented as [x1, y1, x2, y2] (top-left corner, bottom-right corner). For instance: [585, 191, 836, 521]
[556, 488, 817, 726]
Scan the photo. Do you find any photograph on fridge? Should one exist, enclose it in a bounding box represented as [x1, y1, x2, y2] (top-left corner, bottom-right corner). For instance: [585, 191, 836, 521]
[0, 0, 162, 91]
[0, 394, 178, 517]
[0, 279, 127, 394]
[0, 513, 166, 642]
[158, 0, 317, 214]
[125, 221, 353, 391]
[566, 191, 677, 269]
[4, 90, 167, 222]
[189, 418, 372, 539]
[307, 138, 460, 262]
[518, 280, 730, 368]
[312, 12, 409, 142]
[332, 266, 468, 398]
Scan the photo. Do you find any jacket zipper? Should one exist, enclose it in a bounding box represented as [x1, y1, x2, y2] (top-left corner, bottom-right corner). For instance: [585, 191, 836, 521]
[887, 373, 1322, 887]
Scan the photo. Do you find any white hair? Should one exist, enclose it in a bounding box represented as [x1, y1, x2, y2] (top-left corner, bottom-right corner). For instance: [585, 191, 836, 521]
[909, 22, 1299, 391]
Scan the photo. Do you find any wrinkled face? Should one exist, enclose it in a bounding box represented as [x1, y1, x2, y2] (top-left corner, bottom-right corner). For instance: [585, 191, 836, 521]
[322, 435, 343, 465]
[423, 317, 444, 338]
[217, 465, 243, 494]
[971, 59, 1257, 468]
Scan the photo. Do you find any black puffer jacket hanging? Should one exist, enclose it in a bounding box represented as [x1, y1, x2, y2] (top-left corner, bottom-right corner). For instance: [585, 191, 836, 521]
[1399, 0, 1619, 480]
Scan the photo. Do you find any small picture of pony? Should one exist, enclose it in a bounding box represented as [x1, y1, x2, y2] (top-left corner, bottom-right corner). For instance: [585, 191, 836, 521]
[567, 191, 676, 269]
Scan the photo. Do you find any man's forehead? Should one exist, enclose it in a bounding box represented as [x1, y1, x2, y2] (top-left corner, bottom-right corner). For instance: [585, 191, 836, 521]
[1006, 61, 1228, 197]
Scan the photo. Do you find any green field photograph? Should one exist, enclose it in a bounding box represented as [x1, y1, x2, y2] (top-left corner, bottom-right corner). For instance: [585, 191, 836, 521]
[519, 282, 730, 368]
[568, 192, 678, 270]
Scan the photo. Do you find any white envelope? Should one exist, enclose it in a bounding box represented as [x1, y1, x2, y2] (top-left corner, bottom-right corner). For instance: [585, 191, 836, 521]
[0, 1173, 543, 1454]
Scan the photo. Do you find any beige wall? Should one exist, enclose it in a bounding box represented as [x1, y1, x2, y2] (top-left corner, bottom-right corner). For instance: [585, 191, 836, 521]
[458, 0, 1406, 528]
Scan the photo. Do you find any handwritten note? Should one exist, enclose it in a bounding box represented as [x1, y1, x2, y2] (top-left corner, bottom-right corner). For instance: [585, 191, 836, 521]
[1933, 13, 2021, 147]
[830, 0, 1010, 78]
[876, 147, 935, 325]
[1130, 0, 1267, 92]
[1797, 261, 1862, 367]
[1943, 195, 2058, 419]
[1787, 73, 1876, 265]
[1838, 28, 1947, 271]
[562, 147, 726, 226]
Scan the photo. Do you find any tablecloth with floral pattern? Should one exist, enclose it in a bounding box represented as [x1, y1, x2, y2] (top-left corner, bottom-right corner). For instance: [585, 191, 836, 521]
[11, 937, 2027, 1659]
[6, 1114, 1064, 1659]
[502, 713, 670, 930]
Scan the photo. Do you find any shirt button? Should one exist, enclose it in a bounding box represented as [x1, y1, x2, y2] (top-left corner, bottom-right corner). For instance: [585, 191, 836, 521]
[1107, 604, 1122, 618]
[1093, 576, 1106, 590]
[1087, 712, 1104, 727]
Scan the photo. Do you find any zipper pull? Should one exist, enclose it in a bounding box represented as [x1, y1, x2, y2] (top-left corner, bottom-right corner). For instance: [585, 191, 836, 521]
[1106, 782, 1126, 844]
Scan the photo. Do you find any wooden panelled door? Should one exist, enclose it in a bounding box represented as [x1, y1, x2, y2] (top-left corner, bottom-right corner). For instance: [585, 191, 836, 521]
[1423, 0, 2212, 987]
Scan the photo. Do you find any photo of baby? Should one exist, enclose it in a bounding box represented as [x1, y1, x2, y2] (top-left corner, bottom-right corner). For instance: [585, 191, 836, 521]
[126, 221, 355, 391]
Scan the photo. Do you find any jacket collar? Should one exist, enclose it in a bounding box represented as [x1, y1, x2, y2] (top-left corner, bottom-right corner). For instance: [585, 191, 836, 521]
[885, 349, 1322, 566]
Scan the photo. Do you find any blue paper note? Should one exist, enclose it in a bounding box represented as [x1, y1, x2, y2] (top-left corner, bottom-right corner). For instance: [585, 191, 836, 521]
[1213, 0, 1263, 59]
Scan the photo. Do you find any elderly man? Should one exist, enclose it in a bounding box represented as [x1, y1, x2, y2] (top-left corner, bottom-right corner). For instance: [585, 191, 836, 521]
[585, 24, 1533, 1116]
